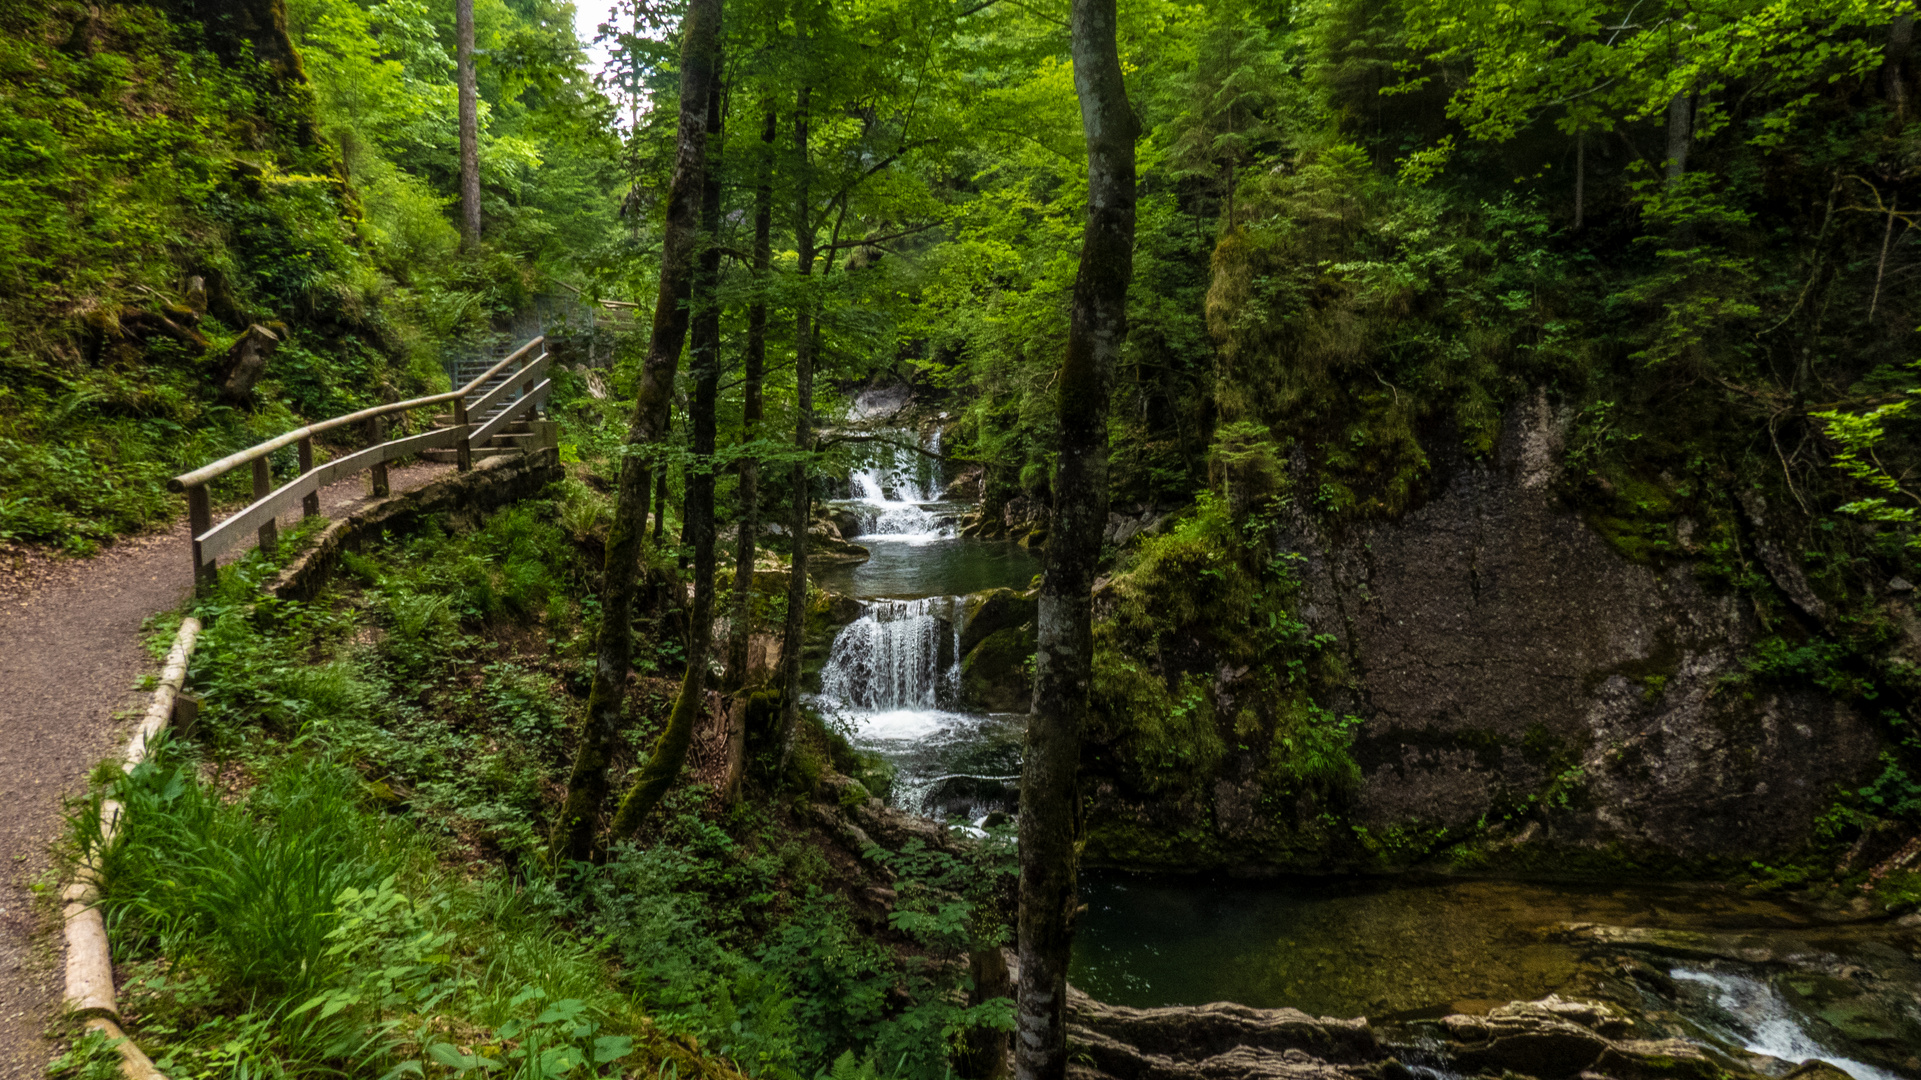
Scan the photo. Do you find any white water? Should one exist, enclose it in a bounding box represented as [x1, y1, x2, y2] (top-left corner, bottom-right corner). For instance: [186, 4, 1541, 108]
[816, 594, 1023, 819]
[1669, 968, 1905, 1080]
[845, 423, 952, 543]
[819, 597, 962, 712]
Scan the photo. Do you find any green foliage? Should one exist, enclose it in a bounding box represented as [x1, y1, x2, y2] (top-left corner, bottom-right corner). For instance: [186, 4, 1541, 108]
[1397, 0, 1896, 147]
[1087, 494, 1359, 845]
[0, 0, 617, 550]
[44, 1028, 125, 1080]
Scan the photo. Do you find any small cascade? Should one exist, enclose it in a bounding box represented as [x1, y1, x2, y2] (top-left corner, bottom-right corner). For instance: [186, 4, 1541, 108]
[845, 423, 952, 541]
[819, 597, 961, 712]
[1669, 968, 1904, 1080]
[815, 594, 1023, 820]
[1387, 1036, 1461, 1080]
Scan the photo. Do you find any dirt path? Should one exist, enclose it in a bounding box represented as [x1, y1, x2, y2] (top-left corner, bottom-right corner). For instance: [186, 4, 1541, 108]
[0, 462, 450, 1078]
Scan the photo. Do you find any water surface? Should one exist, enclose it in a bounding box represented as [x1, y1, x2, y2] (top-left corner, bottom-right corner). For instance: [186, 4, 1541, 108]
[815, 534, 1038, 599]
[1071, 873, 1818, 1018]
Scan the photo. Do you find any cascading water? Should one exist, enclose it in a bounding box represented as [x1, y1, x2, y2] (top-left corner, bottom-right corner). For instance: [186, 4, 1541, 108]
[1668, 968, 1905, 1080]
[845, 423, 954, 542]
[815, 594, 1023, 820]
[820, 597, 962, 715]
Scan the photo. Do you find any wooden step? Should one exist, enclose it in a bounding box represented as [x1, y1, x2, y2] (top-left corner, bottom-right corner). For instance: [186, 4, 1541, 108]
[420, 446, 520, 463]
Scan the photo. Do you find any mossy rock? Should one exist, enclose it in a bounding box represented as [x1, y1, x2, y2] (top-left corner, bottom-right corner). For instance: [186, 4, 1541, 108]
[960, 624, 1035, 712]
[962, 588, 1038, 655]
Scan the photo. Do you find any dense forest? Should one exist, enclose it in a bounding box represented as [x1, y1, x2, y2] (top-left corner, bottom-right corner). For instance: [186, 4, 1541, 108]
[7, 0, 1921, 1079]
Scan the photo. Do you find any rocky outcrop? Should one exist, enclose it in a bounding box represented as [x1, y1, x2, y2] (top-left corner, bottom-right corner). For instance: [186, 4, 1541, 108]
[1088, 390, 1884, 870]
[1065, 992, 1733, 1080]
[1436, 998, 1718, 1080]
[1297, 391, 1881, 863]
[958, 588, 1038, 712]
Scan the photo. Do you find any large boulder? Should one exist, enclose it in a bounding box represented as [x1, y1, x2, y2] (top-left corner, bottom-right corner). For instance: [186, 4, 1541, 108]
[960, 625, 1034, 712]
[962, 588, 1038, 655]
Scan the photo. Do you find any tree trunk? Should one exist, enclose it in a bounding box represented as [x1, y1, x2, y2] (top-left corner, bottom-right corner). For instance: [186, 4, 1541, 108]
[1664, 91, 1691, 188]
[725, 107, 778, 697]
[456, 0, 480, 249]
[966, 947, 1014, 1080]
[1016, 0, 1136, 1077]
[1573, 131, 1585, 230]
[654, 467, 669, 544]
[774, 86, 814, 778]
[612, 75, 726, 838]
[550, 0, 721, 863]
[1888, 15, 1915, 115]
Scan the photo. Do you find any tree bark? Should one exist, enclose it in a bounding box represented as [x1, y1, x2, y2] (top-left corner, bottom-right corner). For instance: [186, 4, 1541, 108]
[456, 0, 480, 249]
[724, 106, 778, 696]
[1664, 91, 1691, 188]
[1888, 15, 1915, 115]
[654, 467, 669, 544]
[550, 0, 721, 863]
[1573, 131, 1585, 230]
[612, 74, 727, 838]
[774, 86, 815, 778]
[1016, 0, 1136, 1077]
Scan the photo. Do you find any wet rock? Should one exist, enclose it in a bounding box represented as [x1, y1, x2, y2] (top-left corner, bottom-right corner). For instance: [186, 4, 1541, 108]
[1104, 506, 1173, 550]
[946, 466, 984, 501]
[960, 625, 1035, 712]
[1781, 1062, 1855, 1080]
[1051, 976, 1754, 1080]
[826, 507, 865, 540]
[1068, 990, 1379, 1062]
[1608, 955, 1678, 996]
[1437, 997, 1724, 1080]
[962, 588, 1039, 655]
[810, 533, 871, 566]
[818, 772, 966, 854]
[1556, 923, 1780, 964]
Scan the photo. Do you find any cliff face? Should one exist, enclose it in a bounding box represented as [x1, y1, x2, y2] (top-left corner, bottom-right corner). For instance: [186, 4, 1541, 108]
[1313, 392, 1880, 862]
[1087, 392, 1888, 873]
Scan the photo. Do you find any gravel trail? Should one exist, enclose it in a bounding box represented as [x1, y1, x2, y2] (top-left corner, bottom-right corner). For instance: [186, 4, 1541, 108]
[0, 462, 449, 1077]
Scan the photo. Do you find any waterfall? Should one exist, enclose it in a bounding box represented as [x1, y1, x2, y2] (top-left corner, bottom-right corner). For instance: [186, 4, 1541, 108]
[816, 594, 1023, 820]
[845, 424, 952, 541]
[819, 597, 962, 714]
[1668, 968, 1903, 1080]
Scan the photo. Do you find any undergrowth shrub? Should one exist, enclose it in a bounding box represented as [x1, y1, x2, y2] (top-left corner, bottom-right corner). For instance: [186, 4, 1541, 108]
[83, 746, 717, 1080]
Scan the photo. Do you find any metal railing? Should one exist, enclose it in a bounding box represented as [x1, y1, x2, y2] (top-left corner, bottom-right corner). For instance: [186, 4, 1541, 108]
[169, 337, 551, 593]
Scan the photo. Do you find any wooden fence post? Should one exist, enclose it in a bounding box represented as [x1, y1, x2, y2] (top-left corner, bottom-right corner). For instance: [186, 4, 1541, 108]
[298, 436, 319, 518]
[453, 399, 472, 472]
[187, 485, 215, 596]
[252, 457, 277, 555]
[368, 415, 389, 497]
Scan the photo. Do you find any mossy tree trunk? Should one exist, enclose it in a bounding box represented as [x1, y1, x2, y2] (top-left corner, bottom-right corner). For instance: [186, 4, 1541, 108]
[775, 86, 814, 777]
[612, 76, 726, 838]
[721, 106, 778, 804]
[550, 0, 721, 862]
[1016, 0, 1137, 1075]
[725, 107, 777, 692]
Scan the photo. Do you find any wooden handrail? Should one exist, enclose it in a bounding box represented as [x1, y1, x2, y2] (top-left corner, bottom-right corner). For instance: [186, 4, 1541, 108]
[168, 336, 543, 492]
[174, 336, 548, 594]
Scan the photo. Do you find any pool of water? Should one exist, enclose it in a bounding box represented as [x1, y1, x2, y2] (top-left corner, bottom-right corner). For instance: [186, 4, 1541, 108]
[1070, 873, 1819, 1018]
[814, 533, 1039, 599]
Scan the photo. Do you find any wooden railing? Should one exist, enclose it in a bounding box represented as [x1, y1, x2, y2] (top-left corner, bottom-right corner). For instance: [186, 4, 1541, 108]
[170, 336, 552, 593]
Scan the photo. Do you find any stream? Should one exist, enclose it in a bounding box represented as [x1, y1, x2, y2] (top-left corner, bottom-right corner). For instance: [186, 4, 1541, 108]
[809, 428, 1921, 1080]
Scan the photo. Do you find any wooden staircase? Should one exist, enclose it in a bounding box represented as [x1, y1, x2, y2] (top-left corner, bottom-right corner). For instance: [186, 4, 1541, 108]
[420, 351, 547, 463]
